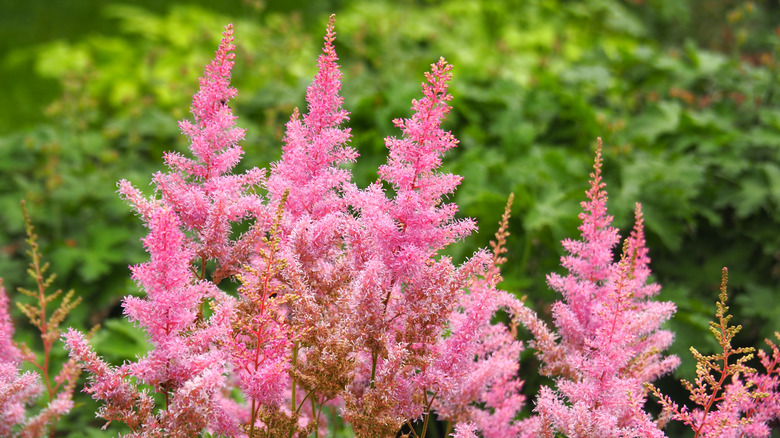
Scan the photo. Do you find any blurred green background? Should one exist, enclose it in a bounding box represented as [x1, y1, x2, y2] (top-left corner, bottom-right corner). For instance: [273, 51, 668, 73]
[1, 0, 779, 436]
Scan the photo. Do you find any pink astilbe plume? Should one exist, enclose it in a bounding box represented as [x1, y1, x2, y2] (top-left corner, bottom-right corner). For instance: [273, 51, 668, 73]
[122, 205, 230, 398]
[259, 16, 356, 419]
[67, 24, 264, 437]
[534, 139, 678, 437]
[267, 14, 356, 220]
[0, 282, 42, 436]
[118, 23, 266, 283]
[222, 16, 359, 436]
[339, 56, 496, 436]
[650, 269, 780, 438]
[431, 195, 538, 438]
[370, 57, 475, 263]
[67, 204, 237, 436]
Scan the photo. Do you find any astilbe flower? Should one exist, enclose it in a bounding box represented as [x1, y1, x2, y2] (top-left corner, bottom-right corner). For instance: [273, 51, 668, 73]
[650, 268, 780, 438]
[125, 205, 236, 434]
[67, 24, 258, 437]
[534, 140, 679, 438]
[430, 195, 538, 438]
[67, 204, 237, 437]
[266, 14, 355, 220]
[340, 56, 499, 436]
[210, 16, 359, 437]
[67, 17, 537, 438]
[0, 281, 42, 436]
[118, 23, 266, 284]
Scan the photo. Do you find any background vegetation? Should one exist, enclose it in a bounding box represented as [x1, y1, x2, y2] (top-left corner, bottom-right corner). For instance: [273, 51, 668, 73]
[1, 0, 779, 436]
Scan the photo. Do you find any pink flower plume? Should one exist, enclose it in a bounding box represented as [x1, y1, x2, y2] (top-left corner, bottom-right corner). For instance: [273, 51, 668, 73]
[267, 14, 356, 221]
[535, 139, 678, 437]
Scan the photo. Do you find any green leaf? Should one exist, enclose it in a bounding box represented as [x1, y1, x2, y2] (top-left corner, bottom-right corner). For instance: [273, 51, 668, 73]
[628, 101, 682, 144]
[91, 318, 150, 361]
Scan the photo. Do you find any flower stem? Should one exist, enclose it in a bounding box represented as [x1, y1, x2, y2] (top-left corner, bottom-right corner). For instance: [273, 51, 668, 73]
[370, 350, 378, 389]
[311, 396, 319, 438]
[249, 399, 256, 438]
[290, 341, 299, 438]
[420, 392, 436, 438]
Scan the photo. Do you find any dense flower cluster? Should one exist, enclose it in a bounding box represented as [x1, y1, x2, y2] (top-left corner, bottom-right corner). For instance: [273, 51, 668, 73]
[530, 142, 680, 437]
[0, 282, 40, 436]
[62, 18, 533, 437]
[1, 16, 779, 438]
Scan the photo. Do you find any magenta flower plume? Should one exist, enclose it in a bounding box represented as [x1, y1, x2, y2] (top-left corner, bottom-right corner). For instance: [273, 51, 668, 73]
[119, 23, 266, 283]
[346, 67, 480, 432]
[69, 24, 262, 436]
[428, 196, 538, 438]
[374, 57, 475, 265]
[72, 203, 237, 436]
[0, 282, 20, 365]
[352, 58, 475, 291]
[535, 140, 678, 437]
[0, 282, 42, 436]
[220, 16, 358, 436]
[167, 23, 248, 182]
[335, 57, 488, 435]
[123, 205, 227, 389]
[545, 143, 620, 362]
[267, 14, 356, 220]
